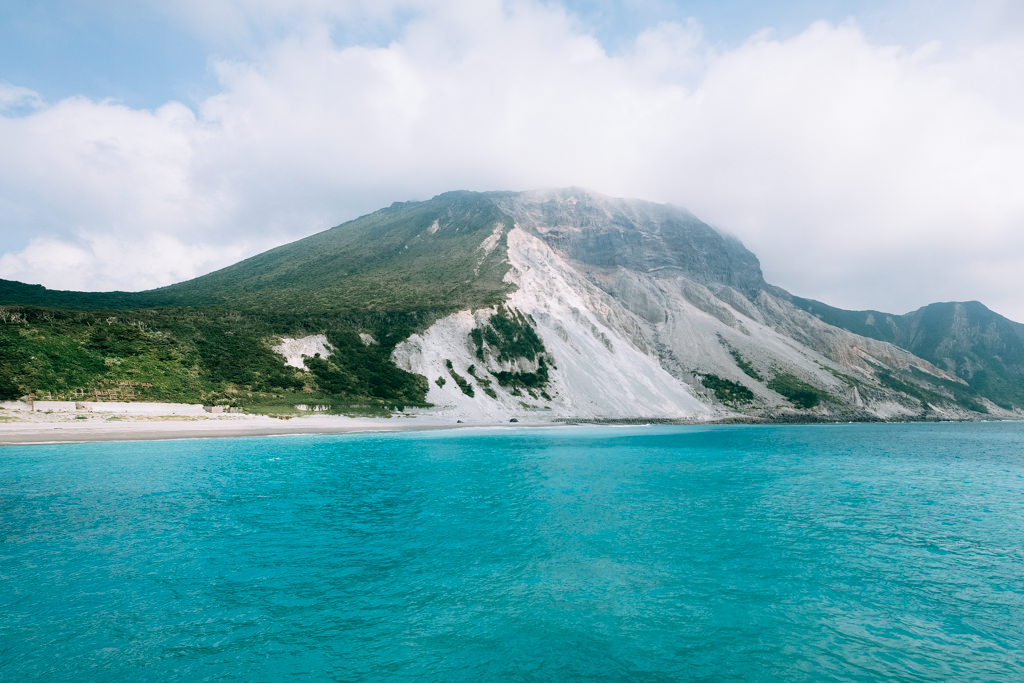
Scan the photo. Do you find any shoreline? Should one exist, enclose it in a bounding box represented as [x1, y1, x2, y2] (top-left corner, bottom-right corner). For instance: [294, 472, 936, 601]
[0, 411, 618, 446]
[0, 414, 465, 446]
[2, 411, 1015, 446]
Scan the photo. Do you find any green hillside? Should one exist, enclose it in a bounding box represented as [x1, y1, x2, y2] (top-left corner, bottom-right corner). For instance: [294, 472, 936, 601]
[148, 191, 512, 312]
[0, 192, 515, 410]
[0, 306, 433, 410]
[0, 279, 152, 310]
[1, 191, 512, 313]
[3, 189, 1022, 417]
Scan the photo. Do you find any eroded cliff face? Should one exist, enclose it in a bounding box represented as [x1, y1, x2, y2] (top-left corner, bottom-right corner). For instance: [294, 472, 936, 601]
[395, 190, 1011, 421]
[392, 228, 715, 420]
[493, 189, 765, 294]
[6, 188, 1018, 417]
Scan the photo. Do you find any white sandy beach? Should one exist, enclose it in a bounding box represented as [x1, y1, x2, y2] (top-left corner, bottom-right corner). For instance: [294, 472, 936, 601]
[0, 409, 507, 445]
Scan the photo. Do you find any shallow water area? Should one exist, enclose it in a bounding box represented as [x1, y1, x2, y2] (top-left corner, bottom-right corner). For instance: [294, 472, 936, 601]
[2, 422, 1023, 680]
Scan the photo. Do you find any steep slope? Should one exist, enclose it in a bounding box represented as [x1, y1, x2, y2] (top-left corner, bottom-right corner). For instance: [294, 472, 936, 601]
[394, 189, 998, 421]
[393, 228, 715, 420]
[1, 188, 1019, 420]
[492, 188, 764, 293]
[790, 297, 1024, 409]
[147, 191, 514, 313]
[0, 192, 515, 409]
[0, 191, 512, 314]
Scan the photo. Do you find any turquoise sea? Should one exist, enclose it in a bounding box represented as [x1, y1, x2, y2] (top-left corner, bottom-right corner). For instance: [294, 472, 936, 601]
[2, 422, 1023, 681]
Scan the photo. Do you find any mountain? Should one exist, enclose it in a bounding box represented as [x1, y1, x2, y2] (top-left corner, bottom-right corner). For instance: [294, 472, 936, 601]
[789, 296, 1024, 409]
[1, 189, 1020, 421]
[1, 191, 512, 313]
[149, 191, 515, 312]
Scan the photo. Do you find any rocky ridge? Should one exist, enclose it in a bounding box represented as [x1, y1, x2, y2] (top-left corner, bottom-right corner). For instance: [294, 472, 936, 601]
[394, 189, 1017, 421]
[2, 188, 1020, 422]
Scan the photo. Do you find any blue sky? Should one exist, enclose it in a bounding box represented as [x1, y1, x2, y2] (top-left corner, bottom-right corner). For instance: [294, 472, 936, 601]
[1, 0, 1023, 319]
[0, 1, 972, 109]
[0, 1, 207, 109]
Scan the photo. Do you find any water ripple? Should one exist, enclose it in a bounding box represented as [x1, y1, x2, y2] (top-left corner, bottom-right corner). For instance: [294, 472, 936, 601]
[2, 422, 1023, 680]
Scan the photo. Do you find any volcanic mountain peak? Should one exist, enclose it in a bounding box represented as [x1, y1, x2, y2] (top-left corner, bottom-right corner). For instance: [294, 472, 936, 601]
[493, 189, 765, 294]
[1, 189, 1021, 421]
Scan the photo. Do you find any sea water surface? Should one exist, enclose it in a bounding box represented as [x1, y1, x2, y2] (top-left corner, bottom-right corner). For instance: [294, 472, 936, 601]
[2, 422, 1023, 681]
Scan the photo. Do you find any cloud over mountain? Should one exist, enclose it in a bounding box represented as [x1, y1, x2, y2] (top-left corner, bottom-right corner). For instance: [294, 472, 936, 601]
[1, 0, 1022, 318]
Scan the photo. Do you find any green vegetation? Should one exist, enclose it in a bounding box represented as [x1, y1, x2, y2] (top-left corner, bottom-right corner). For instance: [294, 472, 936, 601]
[466, 365, 498, 399]
[0, 281, 153, 311]
[468, 306, 551, 392]
[0, 193, 522, 411]
[2, 189, 1011, 418]
[791, 296, 1024, 410]
[3, 193, 513, 315]
[698, 373, 755, 404]
[493, 356, 550, 391]
[470, 306, 546, 363]
[874, 370, 934, 409]
[818, 362, 859, 386]
[729, 349, 763, 382]
[874, 368, 987, 414]
[0, 305, 431, 410]
[1, 309, 206, 402]
[768, 373, 829, 409]
[0, 376, 21, 401]
[445, 360, 475, 398]
[469, 329, 484, 360]
[304, 330, 427, 408]
[237, 395, 398, 418]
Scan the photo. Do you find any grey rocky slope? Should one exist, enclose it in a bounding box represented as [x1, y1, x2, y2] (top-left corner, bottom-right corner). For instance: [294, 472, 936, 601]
[788, 296, 1024, 410]
[3, 188, 1018, 421]
[394, 189, 1016, 421]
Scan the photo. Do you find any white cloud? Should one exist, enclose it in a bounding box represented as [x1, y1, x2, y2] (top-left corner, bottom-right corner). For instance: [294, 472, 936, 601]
[0, 233, 272, 292]
[0, 82, 43, 111]
[2, 1, 1024, 320]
